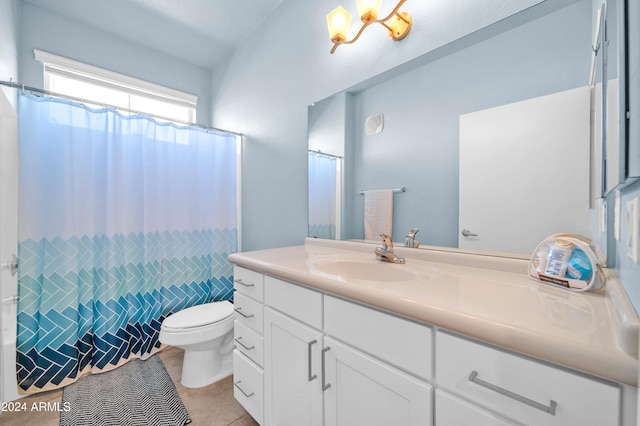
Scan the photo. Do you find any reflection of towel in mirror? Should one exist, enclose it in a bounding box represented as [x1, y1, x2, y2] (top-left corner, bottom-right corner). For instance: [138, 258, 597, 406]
[364, 189, 393, 241]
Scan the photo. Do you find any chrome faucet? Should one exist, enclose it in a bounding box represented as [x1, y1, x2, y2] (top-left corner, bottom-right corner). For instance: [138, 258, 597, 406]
[375, 233, 405, 264]
[404, 228, 420, 248]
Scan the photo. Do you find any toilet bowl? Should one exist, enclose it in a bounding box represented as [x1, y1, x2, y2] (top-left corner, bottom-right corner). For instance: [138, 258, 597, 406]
[159, 300, 235, 388]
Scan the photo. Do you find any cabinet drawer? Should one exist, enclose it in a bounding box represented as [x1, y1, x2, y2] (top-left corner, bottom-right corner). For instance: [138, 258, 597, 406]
[234, 292, 263, 334]
[234, 266, 264, 302]
[324, 296, 432, 380]
[264, 276, 322, 330]
[436, 331, 620, 426]
[234, 319, 264, 367]
[436, 390, 514, 426]
[233, 350, 263, 425]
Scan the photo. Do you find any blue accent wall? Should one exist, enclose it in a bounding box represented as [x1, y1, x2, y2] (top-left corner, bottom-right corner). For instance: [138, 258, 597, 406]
[347, 2, 591, 246]
[17, 2, 213, 126]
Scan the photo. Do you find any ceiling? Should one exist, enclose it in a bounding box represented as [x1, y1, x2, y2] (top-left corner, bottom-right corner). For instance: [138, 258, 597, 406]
[20, 0, 287, 70]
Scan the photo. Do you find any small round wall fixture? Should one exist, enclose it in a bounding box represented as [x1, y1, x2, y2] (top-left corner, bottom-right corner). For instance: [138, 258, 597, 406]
[365, 113, 384, 136]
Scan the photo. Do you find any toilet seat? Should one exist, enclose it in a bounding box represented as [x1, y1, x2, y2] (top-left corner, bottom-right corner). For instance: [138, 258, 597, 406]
[162, 301, 233, 330]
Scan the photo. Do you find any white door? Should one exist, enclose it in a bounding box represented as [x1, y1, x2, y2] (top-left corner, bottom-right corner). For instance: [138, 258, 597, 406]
[264, 307, 324, 426]
[0, 88, 20, 403]
[459, 86, 591, 255]
[323, 337, 432, 426]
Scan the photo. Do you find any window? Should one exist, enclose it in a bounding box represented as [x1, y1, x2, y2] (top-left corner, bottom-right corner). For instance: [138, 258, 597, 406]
[35, 49, 197, 124]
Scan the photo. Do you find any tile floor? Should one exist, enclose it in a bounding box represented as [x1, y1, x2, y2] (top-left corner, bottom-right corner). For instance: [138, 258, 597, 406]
[1, 347, 259, 426]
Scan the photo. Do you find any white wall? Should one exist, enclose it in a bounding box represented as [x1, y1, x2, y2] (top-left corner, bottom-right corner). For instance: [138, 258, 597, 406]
[210, 0, 586, 251]
[0, 0, 20, 404]
[0, 0, 19, 109]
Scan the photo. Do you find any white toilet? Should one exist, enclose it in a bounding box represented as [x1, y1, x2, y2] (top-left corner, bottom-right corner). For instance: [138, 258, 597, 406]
[159, 300, 235, 388]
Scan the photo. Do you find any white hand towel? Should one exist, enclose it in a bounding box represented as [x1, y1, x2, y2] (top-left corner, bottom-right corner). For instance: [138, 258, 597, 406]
[364, 189, 393, 241]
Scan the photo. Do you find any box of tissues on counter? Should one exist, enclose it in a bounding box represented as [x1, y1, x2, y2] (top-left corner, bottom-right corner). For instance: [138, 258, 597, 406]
[529, 234, 605, 292]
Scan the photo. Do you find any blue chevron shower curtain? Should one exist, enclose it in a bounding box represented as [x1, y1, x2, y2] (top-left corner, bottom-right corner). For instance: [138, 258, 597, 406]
[16, 93, 238, 393]
[308, 151, 338, 239]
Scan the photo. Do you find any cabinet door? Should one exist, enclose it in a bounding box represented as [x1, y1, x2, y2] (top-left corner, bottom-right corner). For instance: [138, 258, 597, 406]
[264, 307, 323, 426]
[324, 337, 433, 426]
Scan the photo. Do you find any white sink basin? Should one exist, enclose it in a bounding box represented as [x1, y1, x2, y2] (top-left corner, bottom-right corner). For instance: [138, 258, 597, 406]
[308, 255, 434, 284]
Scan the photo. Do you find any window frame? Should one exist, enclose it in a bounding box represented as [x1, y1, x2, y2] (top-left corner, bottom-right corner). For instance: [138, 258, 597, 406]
[34, 49, 197, 124]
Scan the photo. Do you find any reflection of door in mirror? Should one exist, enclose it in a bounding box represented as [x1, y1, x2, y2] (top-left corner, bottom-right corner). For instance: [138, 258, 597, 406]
[590, 1, 620, 200]
[459, 87, 591, 255]
[308, 151, 341, 239]
[604, 0, 620, 192]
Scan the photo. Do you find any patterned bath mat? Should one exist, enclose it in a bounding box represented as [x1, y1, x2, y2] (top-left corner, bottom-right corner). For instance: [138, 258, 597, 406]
[60, 355, 191, 426]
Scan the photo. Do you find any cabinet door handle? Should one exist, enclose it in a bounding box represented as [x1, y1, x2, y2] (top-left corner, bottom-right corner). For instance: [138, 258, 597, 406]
[234, 380, 255, 398]
[308, 339, 318, 382]
[234, 307, 254, 318]
[321, 346, 331, 391]
[234, 337, 255, 351]
[235, 278, 255, 287]
[468, 370, 557, 415]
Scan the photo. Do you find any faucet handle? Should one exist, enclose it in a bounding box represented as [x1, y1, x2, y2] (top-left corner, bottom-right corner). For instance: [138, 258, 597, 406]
[405, 228, 420, 248]
[379, 233, 393, 250]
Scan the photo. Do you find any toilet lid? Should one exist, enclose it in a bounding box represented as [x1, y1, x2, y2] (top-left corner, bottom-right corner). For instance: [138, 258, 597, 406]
[163, 301, 233, 329]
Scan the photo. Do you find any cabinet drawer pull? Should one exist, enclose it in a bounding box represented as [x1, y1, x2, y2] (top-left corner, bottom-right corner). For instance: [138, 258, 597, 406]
[234, 337, 255, 351]
[321, 346, 331, 391]
[234, 307, 255, 318]
[468, 370, 557, 415]
[308, 339, 318, 382]
[234, 380, 255, 398]
[235, 278, 255, 287]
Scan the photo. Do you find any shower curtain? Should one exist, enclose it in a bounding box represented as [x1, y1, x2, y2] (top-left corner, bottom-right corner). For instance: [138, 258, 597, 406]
[308, 151, 338, 239]
[16, 93, 238, 393]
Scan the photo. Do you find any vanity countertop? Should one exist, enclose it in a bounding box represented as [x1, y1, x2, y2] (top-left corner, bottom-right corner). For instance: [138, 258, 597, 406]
[228, 238, 639, 386]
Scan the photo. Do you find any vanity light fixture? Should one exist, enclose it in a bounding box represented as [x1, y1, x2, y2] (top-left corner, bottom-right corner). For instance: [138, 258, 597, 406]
[326, 0, 412, 54]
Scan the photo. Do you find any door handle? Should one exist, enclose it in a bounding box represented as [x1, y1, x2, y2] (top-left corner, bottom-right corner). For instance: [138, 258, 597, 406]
[461, 229, 478, 237]
[308, 339, 318, 382]
[233, 307, 254, 318]
[234, 278, 255, 287]
[234, 337, 255, 351]
[0, 254, 18, 276]
[468, 371, 557, 415]
[321, 346, 331, 391]
[234, 380, 254, 398]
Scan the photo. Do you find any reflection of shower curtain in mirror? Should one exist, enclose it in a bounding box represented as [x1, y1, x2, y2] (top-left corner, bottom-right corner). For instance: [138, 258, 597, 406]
[16, 93, 238, 393]
[308, 152, 337, 239]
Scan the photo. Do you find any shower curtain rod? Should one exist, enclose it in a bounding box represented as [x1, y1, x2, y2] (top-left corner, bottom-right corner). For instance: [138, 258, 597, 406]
[308, 149, 343, 159]
[0, 79, 243, 137]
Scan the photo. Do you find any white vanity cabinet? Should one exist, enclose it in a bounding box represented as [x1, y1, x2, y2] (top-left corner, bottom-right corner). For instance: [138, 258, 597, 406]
[232, 267, 265, 425]
[323, 337, 432, 426]
[322, 295, 433, 426]
[263, 274, 324, 426]
[436, 330, 621, 426]
[232, 265, 628, 426]
[263, 308, 324, 426]
[260, 273, 433, 426]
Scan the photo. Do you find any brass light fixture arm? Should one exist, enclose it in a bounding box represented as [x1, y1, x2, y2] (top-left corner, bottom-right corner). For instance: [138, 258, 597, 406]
[330, 0, 409, 54]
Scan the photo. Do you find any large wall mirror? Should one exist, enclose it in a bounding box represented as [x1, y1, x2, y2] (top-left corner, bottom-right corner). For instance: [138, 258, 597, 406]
[308, 0, 622, 257]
